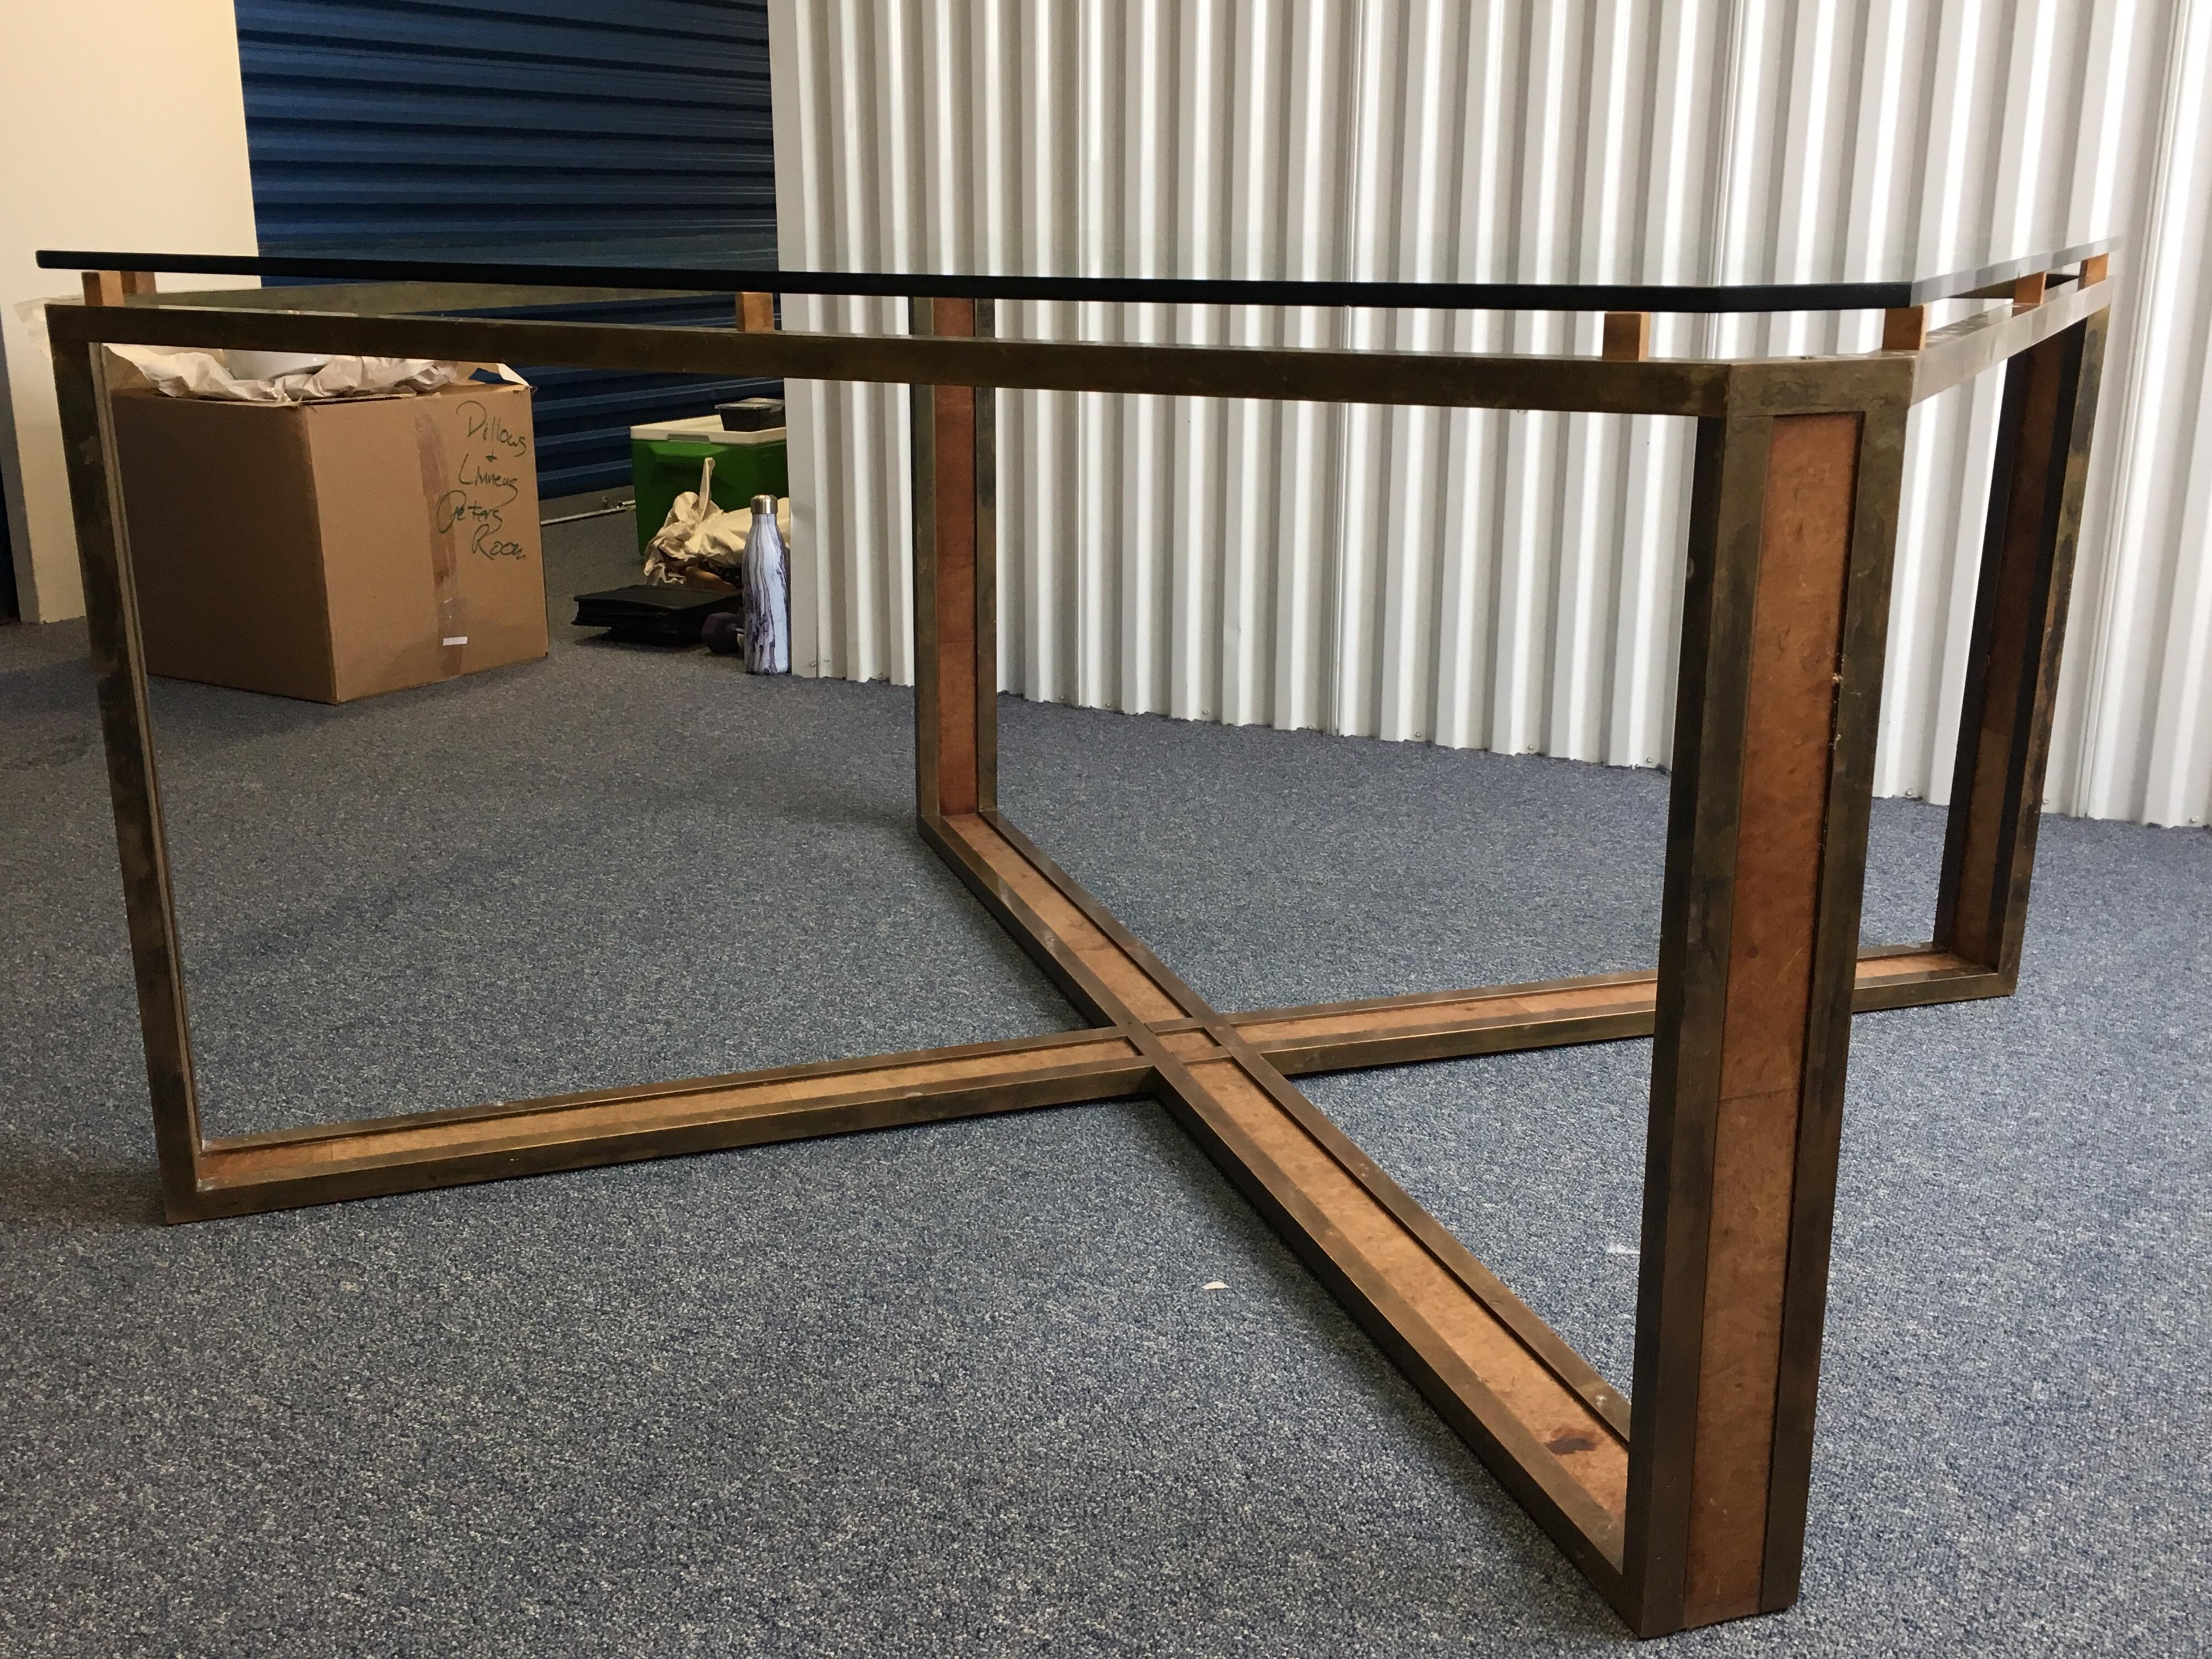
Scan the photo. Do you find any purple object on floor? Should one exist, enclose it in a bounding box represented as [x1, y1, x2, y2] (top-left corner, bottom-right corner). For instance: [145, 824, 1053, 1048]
[702, 611, 744, 656]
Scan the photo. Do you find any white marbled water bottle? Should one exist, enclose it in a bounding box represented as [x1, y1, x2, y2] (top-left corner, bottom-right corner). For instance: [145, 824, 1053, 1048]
[742, 494, 790, 674]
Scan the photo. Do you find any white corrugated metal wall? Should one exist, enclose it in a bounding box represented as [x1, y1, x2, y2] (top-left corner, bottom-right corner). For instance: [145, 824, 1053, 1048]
[766, 0, 2212, 827]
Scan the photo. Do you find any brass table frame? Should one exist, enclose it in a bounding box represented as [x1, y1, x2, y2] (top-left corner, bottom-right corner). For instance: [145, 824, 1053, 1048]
[45, 252, 2111, 1636]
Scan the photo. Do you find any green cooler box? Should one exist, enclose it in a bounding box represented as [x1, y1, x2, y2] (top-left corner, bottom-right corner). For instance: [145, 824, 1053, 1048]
[631, 415, 789, 552]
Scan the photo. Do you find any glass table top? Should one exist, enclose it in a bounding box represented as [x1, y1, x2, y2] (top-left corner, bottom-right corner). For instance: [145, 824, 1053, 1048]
[39, 232, 2114, 314]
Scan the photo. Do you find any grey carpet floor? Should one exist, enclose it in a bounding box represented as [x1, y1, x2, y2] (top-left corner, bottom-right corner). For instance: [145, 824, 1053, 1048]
[2, 513, 2205, 1657]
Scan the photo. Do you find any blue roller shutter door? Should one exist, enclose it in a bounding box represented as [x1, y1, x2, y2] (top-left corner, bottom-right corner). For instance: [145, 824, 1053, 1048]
[233, 0, 778, 495]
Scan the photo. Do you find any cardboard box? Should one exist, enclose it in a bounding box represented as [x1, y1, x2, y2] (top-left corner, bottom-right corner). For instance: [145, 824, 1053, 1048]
[109, 379, 548, 702]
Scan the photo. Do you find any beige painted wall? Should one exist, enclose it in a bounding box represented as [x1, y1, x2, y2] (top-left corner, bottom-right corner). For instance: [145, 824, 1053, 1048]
[0, 0, 259, 622]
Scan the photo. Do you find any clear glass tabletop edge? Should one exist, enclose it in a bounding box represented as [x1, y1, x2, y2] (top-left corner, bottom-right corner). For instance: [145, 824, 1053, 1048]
[38, 236, 2117, 315]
